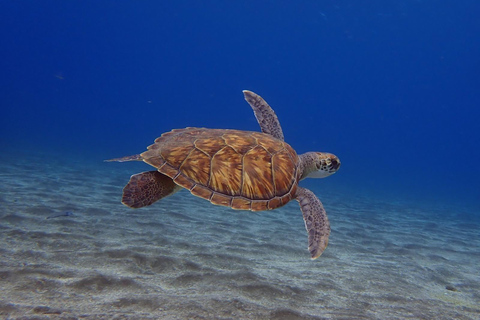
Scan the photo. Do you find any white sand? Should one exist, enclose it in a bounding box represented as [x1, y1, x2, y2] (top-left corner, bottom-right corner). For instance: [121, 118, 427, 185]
[0, 150, 478, 319]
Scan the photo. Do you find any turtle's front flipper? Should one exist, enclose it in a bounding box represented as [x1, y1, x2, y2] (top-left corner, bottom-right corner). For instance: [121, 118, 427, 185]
[122, 171, 180, 208]
[295, 187, 331, 259]
[243, 90, 285, 141]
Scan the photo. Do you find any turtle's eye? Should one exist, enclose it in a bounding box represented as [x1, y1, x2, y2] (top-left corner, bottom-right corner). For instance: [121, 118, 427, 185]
[316, 163, 321, 170]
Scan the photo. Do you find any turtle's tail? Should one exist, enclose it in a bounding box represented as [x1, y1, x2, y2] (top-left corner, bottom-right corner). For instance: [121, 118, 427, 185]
[104, 154, 143, 162]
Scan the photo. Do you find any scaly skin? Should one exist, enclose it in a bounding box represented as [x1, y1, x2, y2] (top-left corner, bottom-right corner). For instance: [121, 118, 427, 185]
[296, 187, 330, 259]
[298, 152, 341, 180]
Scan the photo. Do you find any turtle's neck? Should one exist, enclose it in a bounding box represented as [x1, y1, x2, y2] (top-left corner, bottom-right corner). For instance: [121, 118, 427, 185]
[298, 152, 318, 180]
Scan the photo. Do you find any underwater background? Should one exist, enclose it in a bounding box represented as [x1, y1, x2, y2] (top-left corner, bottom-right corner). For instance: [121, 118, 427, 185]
[1, 1, 479, 319]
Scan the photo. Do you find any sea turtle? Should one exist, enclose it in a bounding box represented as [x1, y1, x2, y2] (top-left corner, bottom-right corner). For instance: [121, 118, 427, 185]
[107, 91, 340, 259]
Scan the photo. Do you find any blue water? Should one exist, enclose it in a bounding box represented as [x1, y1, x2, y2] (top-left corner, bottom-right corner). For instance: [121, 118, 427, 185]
[2, 1, 479, 210]
[1, 1, 479, 318]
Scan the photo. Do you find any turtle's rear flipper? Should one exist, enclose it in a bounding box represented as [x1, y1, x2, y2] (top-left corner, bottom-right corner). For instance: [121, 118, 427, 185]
[122, 171, 179, 208]
[105, 154, 142, 162]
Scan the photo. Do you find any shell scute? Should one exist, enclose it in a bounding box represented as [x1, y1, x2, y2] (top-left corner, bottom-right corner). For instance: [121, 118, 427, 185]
[242, 146, 274, 200]
[254, 133, 282, 154]
[180, 149, 211, 186]
[231, 197, 252, 210]
[267, 197, 282, 210]
[272, 149, 297, 196]
[161, 144, 193, 169]
[194, 137, 226, 158]
[154, 128, 195, 144]
[251, 200, 268, 211]
[158, 163, 178, 179]
[223, 133, 256, 154]
[173, 174, 195, 190]
[191, 184, 213, 200]
[284, 143, 297, 161]
[210, 146, 242, 195]
[211, 193, 233, 207]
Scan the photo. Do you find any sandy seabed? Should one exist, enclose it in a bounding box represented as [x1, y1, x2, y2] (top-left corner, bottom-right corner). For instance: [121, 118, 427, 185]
[0, 150, 479, 320]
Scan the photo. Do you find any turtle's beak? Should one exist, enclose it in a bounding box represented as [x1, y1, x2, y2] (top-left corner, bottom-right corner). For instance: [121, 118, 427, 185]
[327, 154, 341, 172]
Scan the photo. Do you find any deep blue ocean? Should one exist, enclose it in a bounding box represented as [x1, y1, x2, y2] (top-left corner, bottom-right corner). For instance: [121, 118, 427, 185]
[1, 1, 480, 319]
[2, 1, 479, 212]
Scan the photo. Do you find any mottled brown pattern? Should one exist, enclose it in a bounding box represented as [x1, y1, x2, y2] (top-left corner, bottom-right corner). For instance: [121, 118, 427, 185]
[139, 127, 298, 210]
[223, 133, 256, 154]
[253, 132, 281, 154]
[173, 174, 195, 190]
[211, 193, 232, 206]
[231, 197, 252, 210]
[210, 146, 242, 195]
[194, 137, 226, 157]
[284, 143, 297, 161]
[142, 155, 164, 168]
[272, 150, 296, 196]
[180, 149, 211, 186]
[121, 171, 178, 208]
[191, 184, 213, 199]
[161, 145, 193, 169]
[242, 146, 274, 200]
[153, 129, 188, 144]
[158, 163, 178, 179]
[251, 200, 269, 211]
[280, 192, 293, 207]
[267, 197, 282, 209]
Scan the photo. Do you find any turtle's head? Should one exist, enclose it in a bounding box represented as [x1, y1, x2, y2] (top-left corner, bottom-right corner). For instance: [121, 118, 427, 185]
[299, 152, 341, 180]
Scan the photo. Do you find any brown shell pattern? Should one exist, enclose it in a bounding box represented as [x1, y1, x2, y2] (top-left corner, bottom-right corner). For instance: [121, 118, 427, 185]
[140, 127, 299, 211]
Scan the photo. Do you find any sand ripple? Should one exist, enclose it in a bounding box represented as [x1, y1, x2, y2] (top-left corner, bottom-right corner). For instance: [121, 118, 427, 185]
[0, 151, 479, 319]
